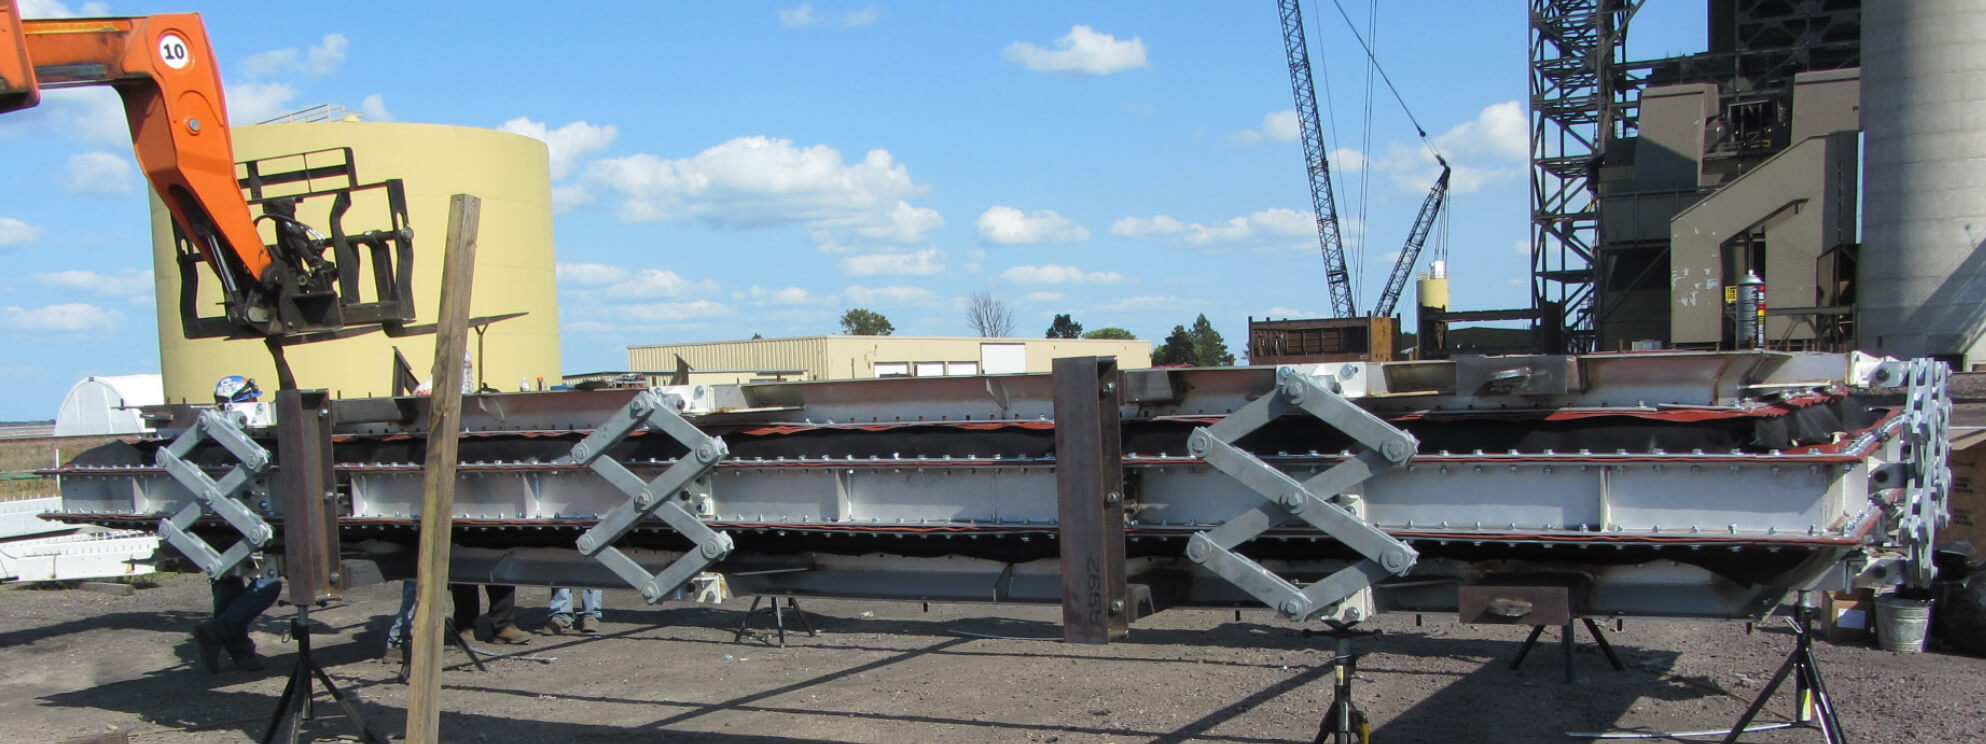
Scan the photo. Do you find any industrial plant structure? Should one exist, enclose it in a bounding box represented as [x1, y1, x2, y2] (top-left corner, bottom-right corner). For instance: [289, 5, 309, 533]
[1531, 0, 1984, 369]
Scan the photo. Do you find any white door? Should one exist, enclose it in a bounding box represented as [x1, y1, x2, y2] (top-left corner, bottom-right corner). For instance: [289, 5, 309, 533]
[980, 343, 1026, 374]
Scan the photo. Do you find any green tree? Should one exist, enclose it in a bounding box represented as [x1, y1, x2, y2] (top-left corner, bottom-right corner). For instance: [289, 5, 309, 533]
[1082, 327, 1136, 340]
[1153, 314, 1232, 366]
[1045, 314, 1083, 338]
[840, 308, 894, 335]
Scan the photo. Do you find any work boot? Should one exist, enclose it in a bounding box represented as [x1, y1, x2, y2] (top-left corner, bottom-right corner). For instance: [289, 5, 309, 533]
[577, 615, 600, 635]
[546, 616, 573, 635]
[233, 651, 268, 672]
[192, 625, 223, 674]
[491, 624, 533, 645]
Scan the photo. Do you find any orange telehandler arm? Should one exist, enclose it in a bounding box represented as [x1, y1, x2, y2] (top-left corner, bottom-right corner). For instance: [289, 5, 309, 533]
[1, 6, 274, 305]
[2, 3, 418, 343]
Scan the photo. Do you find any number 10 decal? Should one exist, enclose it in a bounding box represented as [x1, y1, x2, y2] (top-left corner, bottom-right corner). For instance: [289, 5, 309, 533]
[158, 33, 191, 70]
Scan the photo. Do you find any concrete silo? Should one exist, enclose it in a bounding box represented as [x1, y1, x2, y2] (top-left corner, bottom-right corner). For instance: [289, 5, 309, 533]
[1859, 0, 1986, 368]
[148, 121, 562, 402]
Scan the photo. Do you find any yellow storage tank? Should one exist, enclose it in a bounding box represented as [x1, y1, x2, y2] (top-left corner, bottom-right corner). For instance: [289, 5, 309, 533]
[149, 121, 561, 402]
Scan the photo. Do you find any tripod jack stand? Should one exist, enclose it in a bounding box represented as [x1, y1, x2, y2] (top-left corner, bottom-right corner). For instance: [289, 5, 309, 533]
[262, 606, 383, 744]
[1303, 623, 1381, 744]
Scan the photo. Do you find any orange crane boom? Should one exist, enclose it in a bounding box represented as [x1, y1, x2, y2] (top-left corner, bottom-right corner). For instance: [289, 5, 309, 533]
[2, 8, 273, 300]
[2, 2, 418, 343]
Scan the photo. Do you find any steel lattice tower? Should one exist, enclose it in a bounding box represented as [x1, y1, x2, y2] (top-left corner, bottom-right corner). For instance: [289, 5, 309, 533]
[1529, 0, 1638, 352]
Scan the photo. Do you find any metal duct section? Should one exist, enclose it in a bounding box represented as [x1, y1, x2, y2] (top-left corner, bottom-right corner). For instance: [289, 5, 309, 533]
[1859, 0, 1986, 368]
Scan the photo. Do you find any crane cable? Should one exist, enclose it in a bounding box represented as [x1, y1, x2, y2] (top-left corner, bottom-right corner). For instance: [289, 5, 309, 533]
[1354, 0, 1378, 299]
[1327, 0, 1446, 166]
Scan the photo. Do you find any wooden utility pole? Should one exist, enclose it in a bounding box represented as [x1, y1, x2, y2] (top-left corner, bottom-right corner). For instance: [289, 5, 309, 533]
[405, 194, 480, 744]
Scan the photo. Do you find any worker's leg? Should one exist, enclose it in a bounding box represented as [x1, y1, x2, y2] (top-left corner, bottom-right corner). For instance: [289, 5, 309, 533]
[214, 576, 281, 666]
[484, 585, 529, 643]
[547, 587, 575, 632]
[577, 588, 604, 633]
[449, 583, 480, 633]
[385, 580, 418, 650]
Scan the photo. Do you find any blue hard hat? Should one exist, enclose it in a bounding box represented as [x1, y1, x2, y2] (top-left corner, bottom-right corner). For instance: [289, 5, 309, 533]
[214, 375, 261, 403]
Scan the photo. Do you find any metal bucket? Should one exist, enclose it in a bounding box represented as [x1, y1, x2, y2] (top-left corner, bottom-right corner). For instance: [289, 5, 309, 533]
[1875, 595, 1934, 653]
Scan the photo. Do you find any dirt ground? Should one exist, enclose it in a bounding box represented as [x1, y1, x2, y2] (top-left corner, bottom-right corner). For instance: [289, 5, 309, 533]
[1, 573, 1981, 744]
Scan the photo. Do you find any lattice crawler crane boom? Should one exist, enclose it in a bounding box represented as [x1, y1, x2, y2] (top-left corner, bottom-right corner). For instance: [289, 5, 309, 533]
[1277, 0, 1356, 319]
[1371, 164, 1449, 318]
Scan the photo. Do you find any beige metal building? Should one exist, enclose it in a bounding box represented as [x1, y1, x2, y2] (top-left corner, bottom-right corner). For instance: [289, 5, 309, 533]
[626, 336, 1153, 384]
[150, 121, 562, 402]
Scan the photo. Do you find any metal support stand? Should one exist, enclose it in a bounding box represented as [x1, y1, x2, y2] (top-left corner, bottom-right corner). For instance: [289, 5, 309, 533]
[262, 607, 381, 744]
[733, 596, 818, 647]
[1303, 624, 1378, 744]
[1509, 618, 1625, 682]
[1720, 596, 1845, 744]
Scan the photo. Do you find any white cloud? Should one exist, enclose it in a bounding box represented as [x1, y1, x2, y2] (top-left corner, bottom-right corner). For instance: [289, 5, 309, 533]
[1002, 26, 1148, 76]
[0, 217, 41, 247]
[779, 5, 817, 27]
[241, 34, 348, 79]
[1228, 110, 1300, 146]
[555, 262, 630, 286]
[1109, 215, 1185, 238]
[1436, 101, 1529, 162]
[18, 1, 109, 18]
[603, 269, 719, 299]
[0, 303, 122, 334]
[1000, 264, 1126, 285]
[976, 206, 1089, 245]
[1514, 238, 1531, 256]
[226, 81, 298, 124]
[842, 249, 944, 276]
[1024, 291, 1066, 303]
[749, 286, 820, 304]
[360, 93, 392, 122]
[843, 7, 880, 26]
[66, 152, 135, 195]
[580, 136, 931, 245]
[1112, 208, 1312, 247]
[620, 300, 733, 323]
[1329, 148, 1367, 173]
[846, 285, 937, 305]
[552, 184, 594, 212]
[499, 118, 619, 181]
[853, 201, 944, 244]
[1367, 100, 1527, 195]
[32, 268, 152, 297]
[0, 88, 127, 144]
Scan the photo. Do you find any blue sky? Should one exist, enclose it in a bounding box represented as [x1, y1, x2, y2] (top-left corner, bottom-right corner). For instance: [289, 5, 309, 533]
[0, 1, 1709, 420]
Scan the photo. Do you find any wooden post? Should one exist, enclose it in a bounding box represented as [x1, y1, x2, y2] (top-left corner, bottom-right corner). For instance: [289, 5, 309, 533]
[405, 194, 479, 744]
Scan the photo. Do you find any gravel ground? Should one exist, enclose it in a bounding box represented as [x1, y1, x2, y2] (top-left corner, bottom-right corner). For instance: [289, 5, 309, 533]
[3, 573, 1983, 743]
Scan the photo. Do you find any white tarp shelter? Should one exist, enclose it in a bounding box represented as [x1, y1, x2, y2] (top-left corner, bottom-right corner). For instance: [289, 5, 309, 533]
[53, 374, 163, 436]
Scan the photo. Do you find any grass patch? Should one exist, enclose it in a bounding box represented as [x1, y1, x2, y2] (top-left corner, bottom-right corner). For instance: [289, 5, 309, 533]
[0, 436, 121, 502]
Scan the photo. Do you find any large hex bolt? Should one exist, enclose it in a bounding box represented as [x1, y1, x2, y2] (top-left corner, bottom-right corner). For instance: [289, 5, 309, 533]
[696, 442, 721, 464]
[576, 533, 600, 555]
[1186, 430, 1213, 459]
[1380, 547, 1415, 574]
[1280, 597, 1309, 619]
[1186, 535, 1212, 563]
[1280, 377, 1308, 405]
[1380, 438, 1414, 464]
[1281, 490, 1308, 514]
